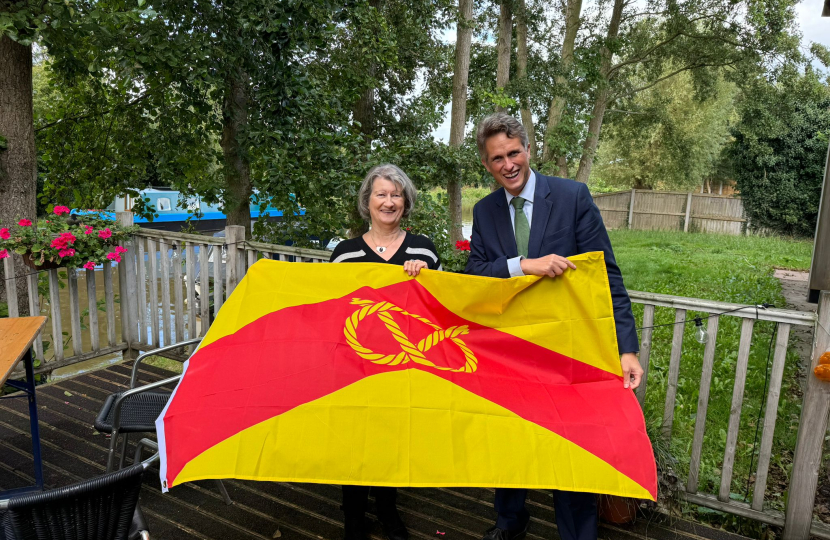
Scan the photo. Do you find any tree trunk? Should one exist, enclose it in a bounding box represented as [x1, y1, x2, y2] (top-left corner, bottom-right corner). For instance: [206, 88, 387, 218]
[448, 0, 474, 243]
[573, 0, 624, 184]
[574, 87, 611, 184]
[541, 0, 583, 177]
[349, 0, 381, 238]
[353, 87, 375, 138]
[0, 36, 35, 315]
[495, 0, 512, 113]
[221, 72, 252, 237]
[353, 0, 380, 139]
[515, 0, 536, 160]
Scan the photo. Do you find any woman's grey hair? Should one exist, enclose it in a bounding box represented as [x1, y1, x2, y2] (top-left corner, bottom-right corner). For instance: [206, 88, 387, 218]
[476, 112, 529, 161]
[357, 164, 418, 221]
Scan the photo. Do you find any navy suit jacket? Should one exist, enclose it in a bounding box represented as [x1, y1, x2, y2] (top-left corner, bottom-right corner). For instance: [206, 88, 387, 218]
[464, 172, 639, 354]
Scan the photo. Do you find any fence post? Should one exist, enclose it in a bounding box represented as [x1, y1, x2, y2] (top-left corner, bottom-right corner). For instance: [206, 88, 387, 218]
[783, 291, 830, 540]
[116, 211, 139, 360]
[225, 225, 245, 296]
[684, 192, 693, 233]
[628, 189, 636, 229]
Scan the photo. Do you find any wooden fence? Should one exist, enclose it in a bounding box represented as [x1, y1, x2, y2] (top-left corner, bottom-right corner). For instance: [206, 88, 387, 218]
[2, 214, 829, 539]
[594, 189, 747, 235]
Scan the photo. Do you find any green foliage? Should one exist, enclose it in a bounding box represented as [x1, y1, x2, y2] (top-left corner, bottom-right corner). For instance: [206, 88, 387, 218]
[401, 191, 468, 273]
[728, 64, 830, 237]
[594, 70, 738, 190]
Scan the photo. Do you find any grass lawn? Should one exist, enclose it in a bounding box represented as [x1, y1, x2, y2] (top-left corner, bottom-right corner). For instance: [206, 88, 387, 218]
[607, 230, 814, 527]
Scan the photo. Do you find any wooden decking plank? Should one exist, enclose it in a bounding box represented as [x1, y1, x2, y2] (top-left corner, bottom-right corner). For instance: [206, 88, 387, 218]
[199, 479, 347, 540]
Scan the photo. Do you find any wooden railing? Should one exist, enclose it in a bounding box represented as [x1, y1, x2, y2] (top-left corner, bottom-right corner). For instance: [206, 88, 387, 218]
[2, 215, 829, 539]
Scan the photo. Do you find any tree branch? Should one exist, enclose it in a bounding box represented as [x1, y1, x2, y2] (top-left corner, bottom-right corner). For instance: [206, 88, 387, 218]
[611, 60, 738, 99]
[34, 91, 153, 133]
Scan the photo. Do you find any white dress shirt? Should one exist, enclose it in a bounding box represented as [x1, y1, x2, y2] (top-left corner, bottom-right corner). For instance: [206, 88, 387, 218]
[505, 170, 536, 277]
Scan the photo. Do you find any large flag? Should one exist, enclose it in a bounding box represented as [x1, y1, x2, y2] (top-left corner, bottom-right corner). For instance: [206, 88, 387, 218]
[157, 251, 656, 500]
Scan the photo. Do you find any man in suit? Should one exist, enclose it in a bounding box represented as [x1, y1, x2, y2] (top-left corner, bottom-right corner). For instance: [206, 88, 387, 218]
[465, 113, 643, 540]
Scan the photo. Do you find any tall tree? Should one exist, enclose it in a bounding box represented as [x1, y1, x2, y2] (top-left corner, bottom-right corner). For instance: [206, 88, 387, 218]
[594, 70, 737, 190]
[539, 0, 582, 176]
[448, 0, 474, 243]
[729, 63, 830, 236]
[515, 0, 536, 158]
[573, 0, 623, 184]
[0, 34, 36, 313]
[495, 0, 512, 113]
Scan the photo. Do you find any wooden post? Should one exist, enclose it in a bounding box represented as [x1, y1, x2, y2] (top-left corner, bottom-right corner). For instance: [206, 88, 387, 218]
[628, 189, 636, 229]
[225, 225, 245, 296]
[808, 142, 830, 303]
[684, 192, 693, 232]
[3, 257, 19, 317]
[783, 291, 830, 540]
[116, 212, 139, 360]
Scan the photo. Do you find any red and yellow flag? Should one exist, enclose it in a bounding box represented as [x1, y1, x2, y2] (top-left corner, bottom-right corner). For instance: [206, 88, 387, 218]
[157, 252, 656, 500]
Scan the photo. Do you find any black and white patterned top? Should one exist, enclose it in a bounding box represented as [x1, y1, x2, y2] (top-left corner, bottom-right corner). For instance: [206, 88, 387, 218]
[329, 232, 442, 271]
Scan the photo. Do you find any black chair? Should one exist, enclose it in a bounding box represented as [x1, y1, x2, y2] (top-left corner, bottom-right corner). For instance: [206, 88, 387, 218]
[94, 338, 202, 473]
[94, 339, 231, 505]
[0, 462, 150, 540]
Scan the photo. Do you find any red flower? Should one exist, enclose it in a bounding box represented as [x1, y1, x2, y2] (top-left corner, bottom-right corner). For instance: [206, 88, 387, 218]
[115, 246, 128, 254]
[51, 232, 77, 249]
[53, 205, 71, 215]
[0, 249, 8, 259]
[455, 240, 471, 251]
[58, 248, 76, 258]
[98, 228, 112, 239]
[83, 261, 96, 270]
[83, 225, 94, 235]
[18, 219, 32, 227]
[106, 252, 121, 263]
[0, 228, 9, 240]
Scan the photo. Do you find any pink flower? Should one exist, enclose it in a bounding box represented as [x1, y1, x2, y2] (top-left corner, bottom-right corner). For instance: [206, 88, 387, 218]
[98, 228, 112, 239]
[106, 252, 121, 263]
[83, 225, 94, 235]
[83, 261, 96, 270]
[18, 219, 32, 227]
[0, 249, 8, 259]
[115, 246, 128, 254]
[58, 248, 75, 258]
[0, 228, 9, 240]
[53, 205, 71, 215]
[50, 232, 77, 249]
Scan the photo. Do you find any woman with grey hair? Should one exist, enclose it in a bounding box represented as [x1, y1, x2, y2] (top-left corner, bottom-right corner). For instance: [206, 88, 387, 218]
[329, 163, 441, 275]
[328, 164, 441, 540]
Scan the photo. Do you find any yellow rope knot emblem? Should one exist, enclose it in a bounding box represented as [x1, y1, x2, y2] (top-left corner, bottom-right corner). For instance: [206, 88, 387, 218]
[343, 298, 478, 373]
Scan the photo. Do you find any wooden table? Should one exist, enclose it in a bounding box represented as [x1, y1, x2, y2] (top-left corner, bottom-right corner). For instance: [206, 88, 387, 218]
[0, 316, 47, 497]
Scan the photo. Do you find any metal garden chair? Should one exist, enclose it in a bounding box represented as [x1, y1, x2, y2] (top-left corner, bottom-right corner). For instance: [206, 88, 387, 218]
[93, 339, 231, 505]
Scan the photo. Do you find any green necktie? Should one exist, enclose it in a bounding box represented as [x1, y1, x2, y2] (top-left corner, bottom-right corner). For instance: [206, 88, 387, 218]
[511, 196, 530, 258]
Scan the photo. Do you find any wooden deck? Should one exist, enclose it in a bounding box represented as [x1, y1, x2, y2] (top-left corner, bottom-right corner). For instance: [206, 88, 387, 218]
[0, 361, 754, 540]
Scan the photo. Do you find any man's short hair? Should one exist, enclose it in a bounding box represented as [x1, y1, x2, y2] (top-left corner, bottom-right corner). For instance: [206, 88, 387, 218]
[357, 163, 418, 221]
[476, 113, 530, 161]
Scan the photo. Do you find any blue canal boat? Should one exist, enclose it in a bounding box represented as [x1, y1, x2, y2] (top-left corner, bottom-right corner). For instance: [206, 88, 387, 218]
[107, 189, 290, 232]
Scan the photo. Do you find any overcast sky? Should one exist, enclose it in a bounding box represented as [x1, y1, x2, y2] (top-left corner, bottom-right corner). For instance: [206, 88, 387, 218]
[431, 2, 830, 143]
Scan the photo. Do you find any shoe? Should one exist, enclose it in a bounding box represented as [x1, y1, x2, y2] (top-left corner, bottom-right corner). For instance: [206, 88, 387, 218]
[378, 510, 409, 540]
[482, 522, 529, 540]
